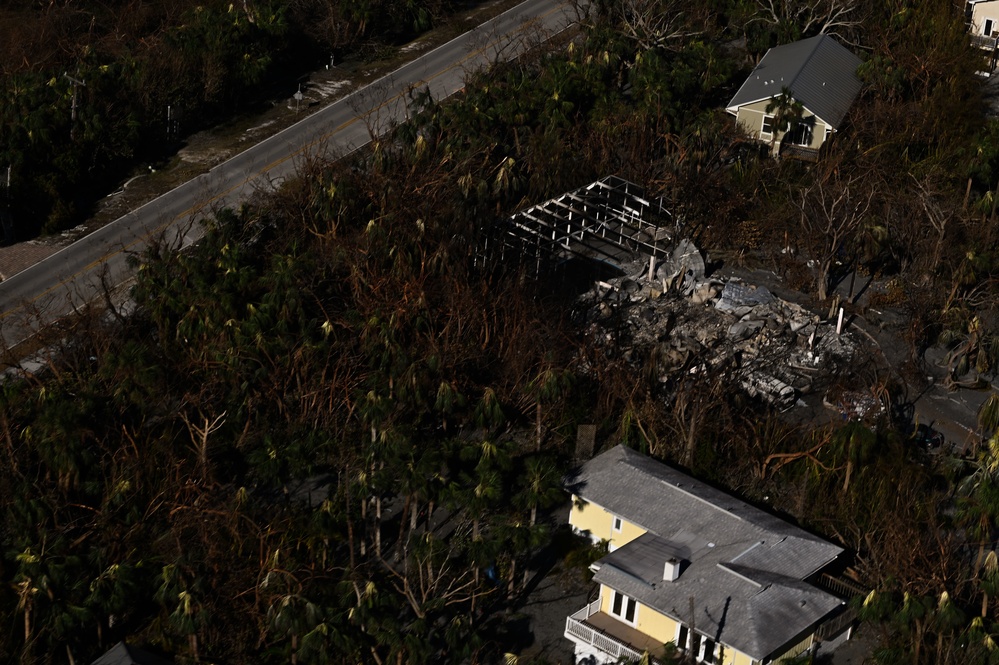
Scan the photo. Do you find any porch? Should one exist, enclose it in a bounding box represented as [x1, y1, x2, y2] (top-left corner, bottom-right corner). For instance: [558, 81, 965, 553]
[564, 600, 668, 665]
[779, 143, 821, 163]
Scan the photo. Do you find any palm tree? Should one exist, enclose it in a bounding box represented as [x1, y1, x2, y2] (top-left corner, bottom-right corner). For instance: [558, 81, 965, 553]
[979, 551, 999, 617]
[933, 591, 966, 663]
[979, 393, 999, 444]
[955, 434, 999, 568]
[526, 366, 573, 452]
[266, 592, 323, 664]
[515, 455, 563, 527]
[473, 387, 506, 430]
[895, 592, 932, 664]
[764, 87, 804, 154]
[395, 447, 443, 561]
[85, 561, 142, 647]
[155, 563, 206, 661]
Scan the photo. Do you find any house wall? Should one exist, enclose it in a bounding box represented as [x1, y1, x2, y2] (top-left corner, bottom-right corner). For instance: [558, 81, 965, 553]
[700, 634, 758, 665]
[568, 495, 647, 549]
[598, 584, 678, 645]
[770, 628, 817, 662]
[730, 651, 759, 665]
[597, 585, 760, 665]
[734, 98, 828, 150]
[972, 1, 999, 36]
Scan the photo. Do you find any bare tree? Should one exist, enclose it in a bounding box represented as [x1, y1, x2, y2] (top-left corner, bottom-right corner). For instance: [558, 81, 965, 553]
[795, 167, 874, 301]
[754, 0, 862, 42]
[617, 0, 701, 52]
[912, 173, 957, 275]
[180, 409, 227, 480]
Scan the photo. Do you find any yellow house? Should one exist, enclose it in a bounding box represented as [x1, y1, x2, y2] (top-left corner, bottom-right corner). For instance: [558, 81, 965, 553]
[725, 35, 862, 161]
[564, 446, 853, 665]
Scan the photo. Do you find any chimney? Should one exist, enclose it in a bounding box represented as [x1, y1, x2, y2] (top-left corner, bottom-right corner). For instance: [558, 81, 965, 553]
[664, 557, 682, 582]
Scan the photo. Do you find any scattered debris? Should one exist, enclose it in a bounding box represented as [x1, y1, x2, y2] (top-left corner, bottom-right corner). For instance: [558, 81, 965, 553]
[490, 179, 865, 413]
[658, 238, 706, 295]
[575, 241, 858, 411]
[823, 388, 886, 422]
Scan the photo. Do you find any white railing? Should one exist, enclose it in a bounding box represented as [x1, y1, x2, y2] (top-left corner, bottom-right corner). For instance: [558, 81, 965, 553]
[564, 601, 649, 663]
[569, 599, 601, 621]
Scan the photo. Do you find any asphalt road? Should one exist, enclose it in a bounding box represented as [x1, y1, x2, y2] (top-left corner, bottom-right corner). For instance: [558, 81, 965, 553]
[0, 0, 576, 350]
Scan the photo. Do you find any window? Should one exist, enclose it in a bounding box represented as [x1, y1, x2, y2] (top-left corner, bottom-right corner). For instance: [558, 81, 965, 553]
[612, 516, 623, 532]
[787, 122, 813, 146]
[761, 115, 775, 136]
[700, 637, 716, 664]
[610, 590, 637, 624]
[674, 624, 717, 663]
[986, 18, 995, 36]
[675, 625, 688, 651]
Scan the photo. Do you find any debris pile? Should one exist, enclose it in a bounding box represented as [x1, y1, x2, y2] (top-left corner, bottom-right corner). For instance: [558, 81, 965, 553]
[575, 242, 857, 411]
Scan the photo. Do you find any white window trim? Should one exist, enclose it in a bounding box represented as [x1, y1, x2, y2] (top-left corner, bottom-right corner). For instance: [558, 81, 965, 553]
[986, 18, 995, 36]
[761, 114, 775, 138]
[674, 623, 688, 651]
[698, 636, 717, 663]
[609, 590, 639, 626]
[674, 623, 719, 663]
[612, 515, 623, 533]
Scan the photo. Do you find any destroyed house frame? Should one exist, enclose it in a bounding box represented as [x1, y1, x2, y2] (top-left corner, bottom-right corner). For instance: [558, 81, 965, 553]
[480, 176, 674, 276]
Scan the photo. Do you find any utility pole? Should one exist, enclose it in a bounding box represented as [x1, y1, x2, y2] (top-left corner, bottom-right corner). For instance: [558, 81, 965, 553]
[1, 165, 12, 244]
[166, 104, 175, 143]
[64, 72, 86, 138]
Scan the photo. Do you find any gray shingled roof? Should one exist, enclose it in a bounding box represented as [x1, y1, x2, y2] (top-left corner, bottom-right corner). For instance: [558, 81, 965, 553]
[570, 446, 844, 661]
[725, 34, 863, 129]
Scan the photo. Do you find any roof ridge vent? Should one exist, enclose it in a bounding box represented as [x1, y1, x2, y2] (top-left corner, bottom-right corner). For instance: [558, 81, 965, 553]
[731, 540, 765, 562]
[716, 561, 763, 588]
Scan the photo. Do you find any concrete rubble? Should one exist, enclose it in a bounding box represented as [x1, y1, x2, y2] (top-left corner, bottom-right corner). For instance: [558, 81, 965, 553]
[574, 241, 858, 411]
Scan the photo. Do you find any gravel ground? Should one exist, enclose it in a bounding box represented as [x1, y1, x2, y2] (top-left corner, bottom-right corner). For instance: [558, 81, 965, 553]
[823, 622, 878, 665]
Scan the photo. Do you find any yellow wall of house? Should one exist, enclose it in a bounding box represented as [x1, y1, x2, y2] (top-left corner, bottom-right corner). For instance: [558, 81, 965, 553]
[568, 495, 646, 549]
[597, 585, 761, 665]
[596, 585, 764, 665]
[703, 636, 758, 665]
[598, 583, 614, 613]
[773, 632, 815, 662]
[973, 2, 999, 35]
[715, 645, 755, 665]
[598, 585, 678, 645]
[734, 99, 828, 150]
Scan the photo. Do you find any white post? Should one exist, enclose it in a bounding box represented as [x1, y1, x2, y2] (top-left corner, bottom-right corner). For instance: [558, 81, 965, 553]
[648, 255, 655, 281]
[836, 307, 845, 335]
